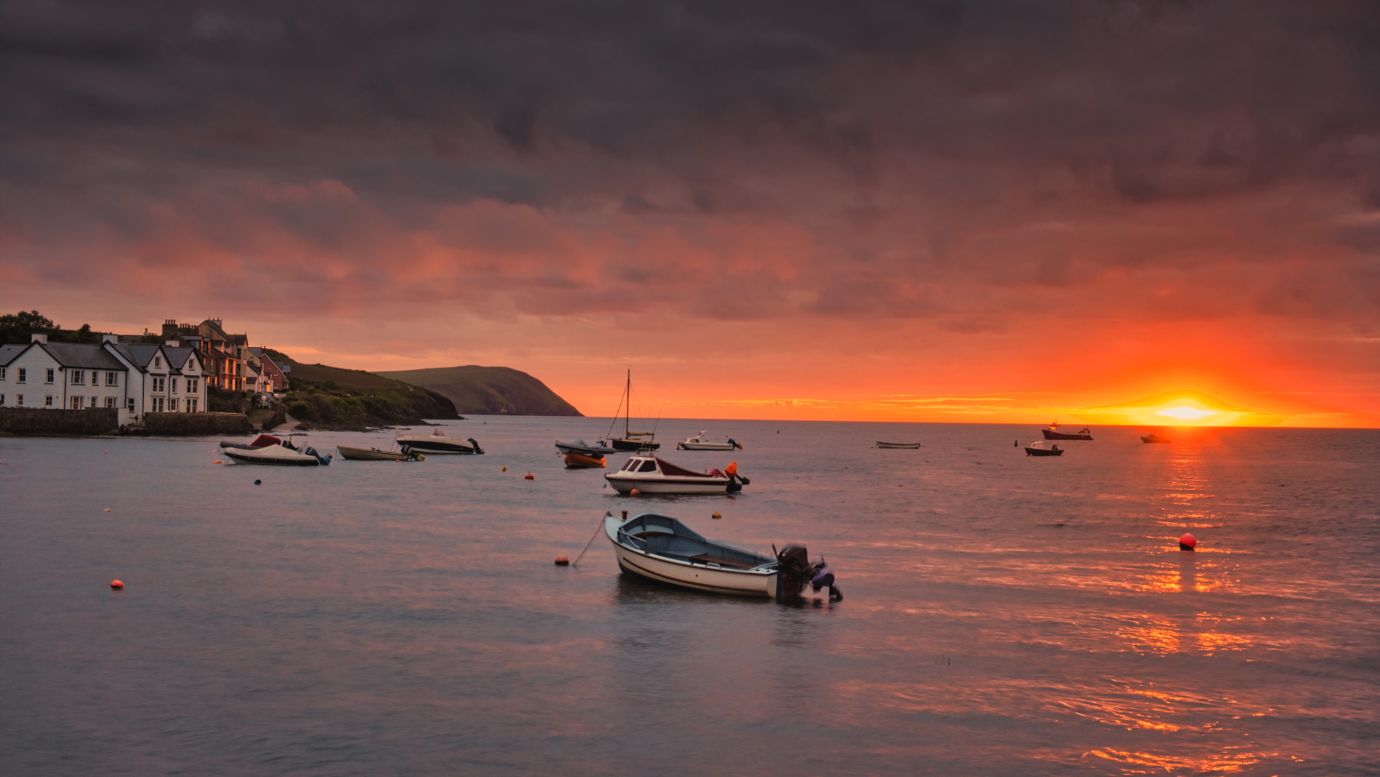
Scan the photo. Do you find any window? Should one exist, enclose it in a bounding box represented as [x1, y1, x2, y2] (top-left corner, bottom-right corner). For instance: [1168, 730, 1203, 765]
[638, 460, 658, 473]
[105, 397, 116, 408]
[70, 396, 83, 409]
[152, 377, 165, 393]
[169, 398, 178, 412]
[45, 395, 53, 407]
[90, 395, 97, 408]
[187, 378, 199, 393]
[152, 397, 164, 412]
[171, 378, 179, 394]
[106, 371, 117, 386]
[127, 398, 135, 412]
[17, 368, 25, 383]
[46, 368, 54, 383]
[71, 369, 84, 385]
[0, 366, 6, 379]
[16, 394, 23, 406]
[188, 398, 198, 412]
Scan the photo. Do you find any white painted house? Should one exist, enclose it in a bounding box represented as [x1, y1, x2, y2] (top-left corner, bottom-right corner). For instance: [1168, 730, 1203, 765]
[106, 341, 206, 421]
[0, 334, 207, 425]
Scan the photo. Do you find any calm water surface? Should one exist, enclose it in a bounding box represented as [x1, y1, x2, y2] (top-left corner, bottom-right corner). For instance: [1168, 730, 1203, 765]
[2, 419, 1378, 775]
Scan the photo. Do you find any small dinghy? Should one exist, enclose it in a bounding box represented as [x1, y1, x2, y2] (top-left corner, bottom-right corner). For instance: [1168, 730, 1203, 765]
[564, 451, 607, 469]
[394, 432, 484, 455]
[225, 439, 331, 466]
[1024, 441, 1064, 457]
[555, 438, 616, 456]
[676, 431, 742, 451]
[875, 441, 921, 449]
[604, 511, 841, 602]
[605, 455, 749, 495]
[337, 445, 424, 462]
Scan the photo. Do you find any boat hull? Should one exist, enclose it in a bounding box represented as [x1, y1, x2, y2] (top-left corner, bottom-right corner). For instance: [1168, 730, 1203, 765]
[564, 452, 606, 469]
[1042, 429, 1093, 440]
[338, 446, 413, 461]
[604, 474, 730, 495]
[395, 435, 482, 454]
[677, 442, 738, 451]
[1025, 447, 1064, 456]
[1141, 435, 1171, 443]
[604, 515, 777, 598]
[611, 438, 659, 451]
[224, 448, 321, 466]
[555, 440, 616, 455]
[875, 441, 921, 449]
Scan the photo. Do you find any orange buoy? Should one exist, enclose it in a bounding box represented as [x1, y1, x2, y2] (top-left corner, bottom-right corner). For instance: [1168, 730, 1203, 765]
[629, 487, 640, 497]
[213, 459, 223, 465]
[1179, 532, 1197, 551]
[554, 555, 570, 566]
[726, 461, 738, 477]
[110, 579, 124, 590]
[712, 511, 722, 520]
[524, 471, 534, 480]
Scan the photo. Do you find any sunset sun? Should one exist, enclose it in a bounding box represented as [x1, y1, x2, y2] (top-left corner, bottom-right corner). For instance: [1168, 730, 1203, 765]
[1156, 404, 1218, 422]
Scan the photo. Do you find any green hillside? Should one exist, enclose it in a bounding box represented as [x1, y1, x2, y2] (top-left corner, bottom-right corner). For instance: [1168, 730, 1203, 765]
[380, 366, 582, 416]
[272, 353, 460, 429]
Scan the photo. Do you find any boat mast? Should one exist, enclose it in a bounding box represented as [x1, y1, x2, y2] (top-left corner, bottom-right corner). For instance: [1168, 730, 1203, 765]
[624, 368, 631, 438]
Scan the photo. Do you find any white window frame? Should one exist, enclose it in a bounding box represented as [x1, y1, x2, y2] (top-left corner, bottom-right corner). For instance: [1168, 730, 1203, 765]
[45, 368, 54, 384]
[17, 368, 26, 383]
[45, 395, 53, 407]
[106, 371, 117, 386]
[71, 369, 84, 385]
[16, 394, 23, 406]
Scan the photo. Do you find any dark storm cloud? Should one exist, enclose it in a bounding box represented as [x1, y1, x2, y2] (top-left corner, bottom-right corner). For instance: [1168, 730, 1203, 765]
[2, 0, 1378, 326]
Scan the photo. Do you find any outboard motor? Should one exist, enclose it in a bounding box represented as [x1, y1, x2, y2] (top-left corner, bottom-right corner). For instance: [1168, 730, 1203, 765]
[306, 446, 332, 465]
[725, 461, 750, 492]
[774, 544, 814, 602]
[728, 438, 741, 450]
[468, 437, 485, 455]
[774, 545, 843, 602]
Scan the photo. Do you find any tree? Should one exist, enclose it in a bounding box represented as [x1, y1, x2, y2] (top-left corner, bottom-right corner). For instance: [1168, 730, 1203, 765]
[0, 310, 60, 344]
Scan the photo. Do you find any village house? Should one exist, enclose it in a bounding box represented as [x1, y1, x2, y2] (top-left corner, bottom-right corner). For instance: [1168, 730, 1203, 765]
[0, 334, 206, 425]
[160, 318, 250, 392]
[247, 347, 290, 396]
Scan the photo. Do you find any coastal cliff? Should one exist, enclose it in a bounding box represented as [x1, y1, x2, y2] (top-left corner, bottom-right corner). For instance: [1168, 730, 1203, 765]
[380, 366, 581, 416]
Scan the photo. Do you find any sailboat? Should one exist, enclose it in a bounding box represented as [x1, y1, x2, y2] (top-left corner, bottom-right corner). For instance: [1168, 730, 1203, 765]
[606, 369, 660, 451]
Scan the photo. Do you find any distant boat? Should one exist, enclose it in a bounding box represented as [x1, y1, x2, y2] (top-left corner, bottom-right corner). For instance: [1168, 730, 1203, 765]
[604, 369, 660, 451]
[1042, 423, 1093, 441]
[395, 432, 484, 455]
[338, 445, 423, 462]
[875, 441, 921, 449]
[564, 451, 607, 469]
[605, 455, 748, 495]
[604, 511, 840, 601]
[1024, 441, 1064, 457]
[1141, 432, 1172, 444]
[225, 439, 331, 466]
[555, 438, 616, 456]
[677, 431, 742, 451]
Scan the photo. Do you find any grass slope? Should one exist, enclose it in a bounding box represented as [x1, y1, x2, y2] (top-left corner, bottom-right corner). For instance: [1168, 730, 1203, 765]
[273, 355, 459, 429]
[380, 365, 581, 416]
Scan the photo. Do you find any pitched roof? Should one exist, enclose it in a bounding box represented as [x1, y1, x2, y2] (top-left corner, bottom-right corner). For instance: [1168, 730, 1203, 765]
[0, 344, 25, 366]
[40, 342, 126, 370]
[163, 346, 200, 371]
[109, 343, 160, 371]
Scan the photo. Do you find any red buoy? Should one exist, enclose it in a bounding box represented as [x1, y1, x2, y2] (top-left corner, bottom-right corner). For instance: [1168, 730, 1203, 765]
[554, 555, 570, 566]
[1179, 532, 1197, 551]
[524, 472, 535, 480]
[110, 579, 124, 590]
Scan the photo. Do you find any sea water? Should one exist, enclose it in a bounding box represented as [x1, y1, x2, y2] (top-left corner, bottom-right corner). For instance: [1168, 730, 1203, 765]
[1, 419, 1377, 775]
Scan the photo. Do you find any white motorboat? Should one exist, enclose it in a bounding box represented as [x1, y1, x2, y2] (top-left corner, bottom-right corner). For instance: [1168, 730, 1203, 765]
[224, 441, 331, 466]
[676, 431, 742, 451]
[604, 455, 748, 495]
[394, 432, 484, 455]
[603, 511, 840, 601]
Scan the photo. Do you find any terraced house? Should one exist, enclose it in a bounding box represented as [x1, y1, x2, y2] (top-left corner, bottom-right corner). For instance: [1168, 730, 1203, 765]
[0, 334, 206, 425]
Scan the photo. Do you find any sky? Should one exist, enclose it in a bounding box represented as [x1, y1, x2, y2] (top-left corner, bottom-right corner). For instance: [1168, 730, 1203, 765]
[2, 1, 1378, 427]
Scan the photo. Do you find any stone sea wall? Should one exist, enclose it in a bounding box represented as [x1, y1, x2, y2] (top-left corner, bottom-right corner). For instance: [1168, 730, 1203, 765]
[0, 407, 119, 435]
[142, 412, 253, 436]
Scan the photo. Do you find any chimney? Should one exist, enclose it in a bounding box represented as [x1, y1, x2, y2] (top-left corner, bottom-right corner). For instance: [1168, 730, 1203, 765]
[31, 333, 48, 344]
[166, 340, 180, 348]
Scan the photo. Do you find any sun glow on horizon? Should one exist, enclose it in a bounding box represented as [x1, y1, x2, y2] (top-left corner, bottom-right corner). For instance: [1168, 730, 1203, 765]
[1156, 404, 1218, 422]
